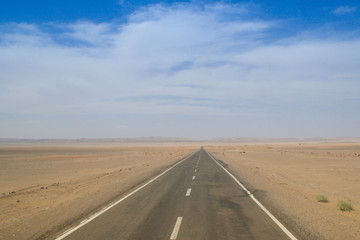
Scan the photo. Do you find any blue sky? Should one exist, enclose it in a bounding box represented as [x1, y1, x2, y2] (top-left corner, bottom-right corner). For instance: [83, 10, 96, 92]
[0, 1, 359, 139]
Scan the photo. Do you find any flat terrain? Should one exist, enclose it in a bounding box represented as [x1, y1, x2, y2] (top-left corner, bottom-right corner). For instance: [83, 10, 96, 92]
[1, 142, 359, 240]
[207, 142, 360, 240]
[58, 149, 291, 240]
[0, 145, 197, 240]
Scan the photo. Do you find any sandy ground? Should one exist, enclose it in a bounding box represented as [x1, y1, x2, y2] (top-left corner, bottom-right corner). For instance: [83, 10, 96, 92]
[0, 145, 197, 240]
[1, 142, 359, 240]
[207, 142, 360, 240]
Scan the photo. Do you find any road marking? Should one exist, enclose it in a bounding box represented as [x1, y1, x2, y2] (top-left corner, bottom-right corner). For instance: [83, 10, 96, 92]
[206, 151, 298, 240]
[185, 188, 192, 196]
[55, 152, 198, 240]
[194, 169, 197, 172]
[170, 216, 183, 240]
[192, 176, 195, 180]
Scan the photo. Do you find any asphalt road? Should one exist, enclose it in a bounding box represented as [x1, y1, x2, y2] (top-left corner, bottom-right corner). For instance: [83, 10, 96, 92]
[57, 148, 294, 240]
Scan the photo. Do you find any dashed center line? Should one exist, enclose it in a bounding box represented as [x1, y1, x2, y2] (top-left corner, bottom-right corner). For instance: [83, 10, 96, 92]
[170, 216, 183, 240]
[192, 176, 195, 180]
[54, 151, 198, 240]
[185, 188, 192, 196]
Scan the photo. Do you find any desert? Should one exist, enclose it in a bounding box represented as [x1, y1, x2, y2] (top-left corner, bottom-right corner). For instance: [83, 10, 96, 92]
[1, 141, 359, 240]
[0, 143, 197, 240]
[207, 142, 360, 239]
[2, 1, 359, 239]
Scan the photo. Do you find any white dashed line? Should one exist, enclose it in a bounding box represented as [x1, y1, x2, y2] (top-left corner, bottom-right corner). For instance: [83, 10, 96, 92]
[194, 169, 197, 172]
[55, 152, 197, 240]
[170, 216, 183, 239]
[192, 176, 195, 180]
[185, 188, 192, 196]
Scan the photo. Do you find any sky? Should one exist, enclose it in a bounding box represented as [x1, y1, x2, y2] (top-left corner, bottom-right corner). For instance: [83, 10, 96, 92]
[0, 0, 359, 139]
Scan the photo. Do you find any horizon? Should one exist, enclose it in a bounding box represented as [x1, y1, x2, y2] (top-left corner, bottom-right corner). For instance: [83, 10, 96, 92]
[1, 0, 360, 139]
[2, 136, 360, 142]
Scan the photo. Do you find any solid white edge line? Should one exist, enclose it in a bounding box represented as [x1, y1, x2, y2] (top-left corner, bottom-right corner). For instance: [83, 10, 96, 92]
[185, 188, 192, 196]
[206, 151, 298, 240]
[55, 151, 198, 240]
[170, 216, 183, 239]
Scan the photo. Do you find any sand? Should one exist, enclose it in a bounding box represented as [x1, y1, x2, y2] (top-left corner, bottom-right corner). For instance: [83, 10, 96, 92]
[1, 142, 359, 240]
[207, 142, 360, 240]
[0, 145, 197, 240]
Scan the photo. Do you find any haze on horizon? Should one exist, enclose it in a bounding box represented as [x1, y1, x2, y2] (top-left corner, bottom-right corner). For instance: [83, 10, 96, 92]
[0, 0, 359, 139]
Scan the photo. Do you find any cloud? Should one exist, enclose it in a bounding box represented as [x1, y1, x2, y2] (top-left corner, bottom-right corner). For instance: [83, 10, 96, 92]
[0, 3, 360, 138]
[0, 23, 51, 46]
[332, 6, 357, 15]
[170, 61, 194, 72]
[64, 22, 115, 46]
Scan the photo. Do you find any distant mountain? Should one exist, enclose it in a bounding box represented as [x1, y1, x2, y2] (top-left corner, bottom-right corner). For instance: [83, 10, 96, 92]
[209, 137, 300, 142]
[0, 137, 196, 144]
[1, 137, 359, 145]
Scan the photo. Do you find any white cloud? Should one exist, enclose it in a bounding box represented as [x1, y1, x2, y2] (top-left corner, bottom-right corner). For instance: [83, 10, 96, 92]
[333, 6, 357, 15]
[65, 22, 115, 46]
[0, 23, 51, 46]
[0, 3, 359, 138]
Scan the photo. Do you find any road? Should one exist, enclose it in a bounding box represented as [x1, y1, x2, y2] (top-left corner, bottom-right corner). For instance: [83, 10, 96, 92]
[56, 148, 296, 240]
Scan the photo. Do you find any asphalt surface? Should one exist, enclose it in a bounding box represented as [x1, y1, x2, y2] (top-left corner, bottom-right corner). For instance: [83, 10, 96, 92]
[58, 148, 292, 240]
